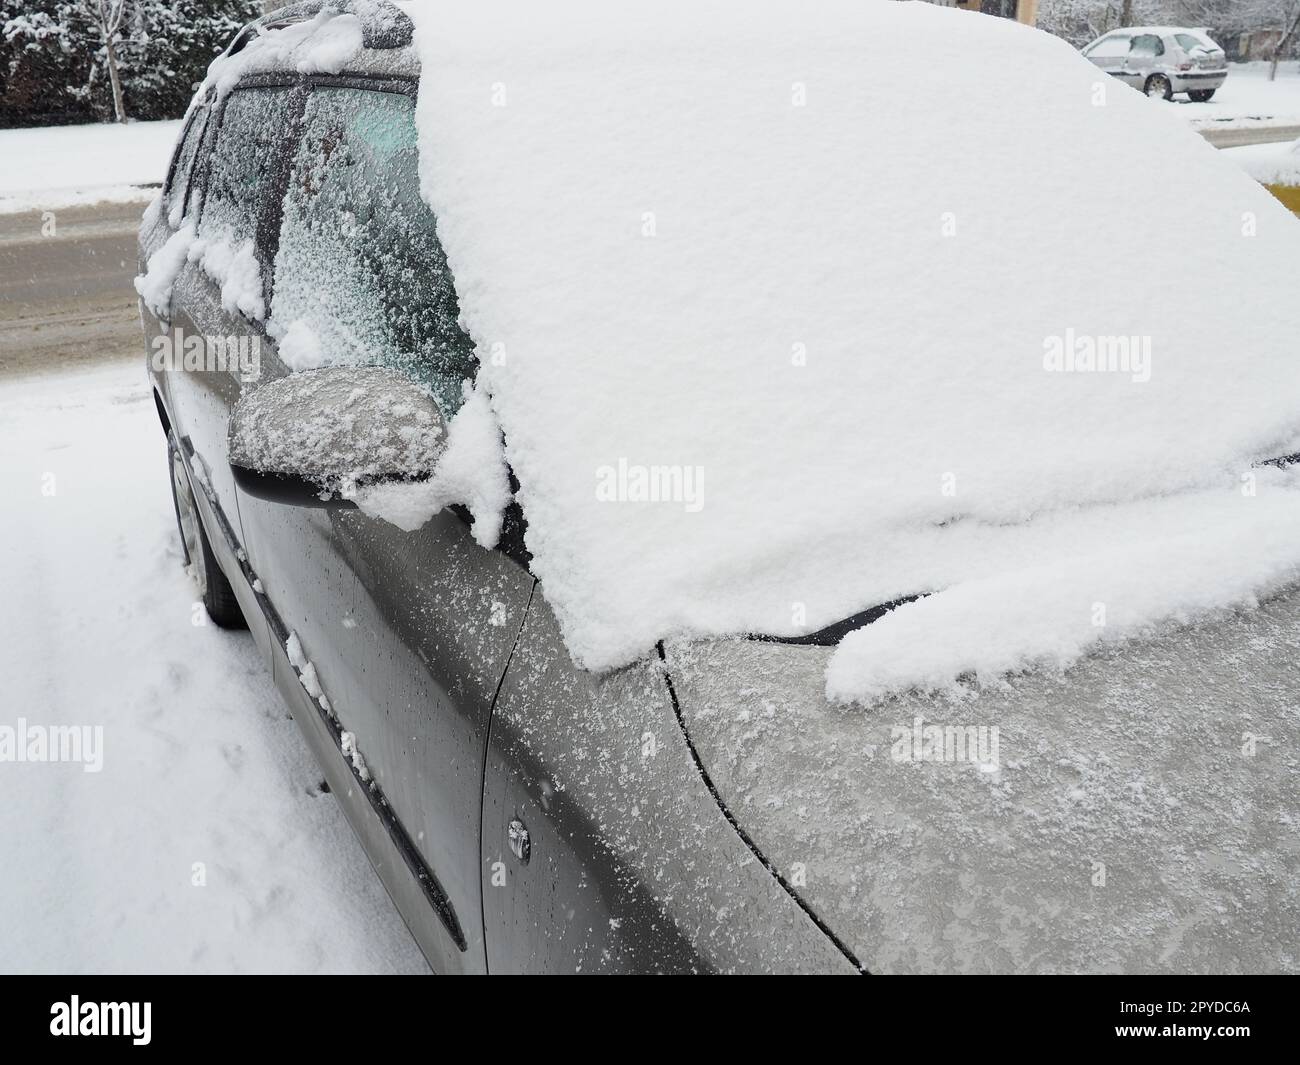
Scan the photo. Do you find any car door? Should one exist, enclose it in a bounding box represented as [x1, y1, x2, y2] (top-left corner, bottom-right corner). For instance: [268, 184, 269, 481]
[1083, 33, 1131, 81]
[163, 82, 302, 571]
[233, 78, 534, 973]
[139, 101, 208, 307]
[479, 594, 858, 974]
[143, 88, 293, 668]
[1124, 33, 1165, 89]
[141, 101, 208, 435]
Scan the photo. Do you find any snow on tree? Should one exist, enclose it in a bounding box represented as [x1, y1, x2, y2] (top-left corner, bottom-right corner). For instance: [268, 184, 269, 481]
[1037, 1, 1176, 47]
[1, 1, 259, 127]
[1038, 0, 1300, 66]
[1175, 0, 1300, 77]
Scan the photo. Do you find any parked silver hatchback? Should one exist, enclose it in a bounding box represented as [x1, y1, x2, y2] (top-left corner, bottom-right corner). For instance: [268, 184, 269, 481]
[1082, 26, 1228, 101]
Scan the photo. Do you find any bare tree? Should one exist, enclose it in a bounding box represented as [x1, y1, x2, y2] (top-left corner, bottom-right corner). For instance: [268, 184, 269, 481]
[1037, 1, 1174, 45]
[91, 0, 128, 122]
[53, 0, 131, 122]
[1265, 1, 1300, 78]
[1042, 0, 1300, 73]
[1176, 0, 1300, 78]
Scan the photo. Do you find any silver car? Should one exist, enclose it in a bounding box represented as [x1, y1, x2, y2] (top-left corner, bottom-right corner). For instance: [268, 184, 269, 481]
[141, 0, 1294, 974]
[1083, 26, 1228, 101]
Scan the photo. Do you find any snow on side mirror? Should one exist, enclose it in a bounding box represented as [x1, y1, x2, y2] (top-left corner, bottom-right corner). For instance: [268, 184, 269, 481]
[228, 366, 447, 508]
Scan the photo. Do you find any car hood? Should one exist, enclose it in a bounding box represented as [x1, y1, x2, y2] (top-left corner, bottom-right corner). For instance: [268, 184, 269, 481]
[663, 591, 1300, 973]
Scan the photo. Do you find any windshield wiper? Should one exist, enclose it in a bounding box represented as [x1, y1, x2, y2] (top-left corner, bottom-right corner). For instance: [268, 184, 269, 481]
[747, 594, 921, 647]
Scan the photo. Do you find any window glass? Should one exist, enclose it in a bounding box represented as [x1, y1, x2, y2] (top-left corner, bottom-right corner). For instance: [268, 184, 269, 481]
[1176, 33, 1209, 53]
[271, 86, 476, 415]
[165, 106, 208, 225]
[979, 0, 1017, 17]
[200, 87, 295, 243]
[1088, 35, 1130, 58]
[1129, 34, 1164, 56]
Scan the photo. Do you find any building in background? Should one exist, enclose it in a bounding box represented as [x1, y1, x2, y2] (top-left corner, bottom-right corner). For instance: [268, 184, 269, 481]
[928, 0, 1040, 25]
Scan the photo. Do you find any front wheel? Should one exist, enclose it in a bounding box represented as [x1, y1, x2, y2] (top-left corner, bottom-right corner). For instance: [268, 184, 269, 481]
[1144, 74, 1173, 100]
[1188, 89, 1216, 102]
[168, 431, 246, 629]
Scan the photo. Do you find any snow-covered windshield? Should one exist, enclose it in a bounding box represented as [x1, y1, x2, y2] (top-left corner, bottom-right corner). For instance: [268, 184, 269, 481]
[401, 0, 1300, 703]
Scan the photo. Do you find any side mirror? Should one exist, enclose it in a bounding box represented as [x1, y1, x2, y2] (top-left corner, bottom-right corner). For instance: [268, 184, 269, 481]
[228, 366, 446, 508]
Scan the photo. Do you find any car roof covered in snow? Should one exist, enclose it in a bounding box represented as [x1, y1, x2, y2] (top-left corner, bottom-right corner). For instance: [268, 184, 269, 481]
[234, 0, 413, 51]
[200, 0, 418, 97]
[1095, 25, 1221, 41]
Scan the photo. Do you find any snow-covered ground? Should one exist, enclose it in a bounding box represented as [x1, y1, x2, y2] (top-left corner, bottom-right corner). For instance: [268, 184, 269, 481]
[0, 119, 182, 215]
[1222, 137, 1300, 185]
[0, 59, 1293, 217]
[1159, 61, 1300, 129]
[0, 361, 428, 973]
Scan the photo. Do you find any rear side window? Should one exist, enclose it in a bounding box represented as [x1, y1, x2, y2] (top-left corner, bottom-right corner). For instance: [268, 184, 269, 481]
[1088, 35, 1130, 58]
[163, 106, 208, 227]
[199, 87, 296, 244]
[271, 86, 476, 415]
[1129, 34, 1165, 56]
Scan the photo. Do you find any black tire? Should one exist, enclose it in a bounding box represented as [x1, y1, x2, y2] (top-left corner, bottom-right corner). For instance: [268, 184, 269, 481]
[167, 431, 247, 630]
[1144, 75, 1173, 101]
[1188, 89, 1216, 102]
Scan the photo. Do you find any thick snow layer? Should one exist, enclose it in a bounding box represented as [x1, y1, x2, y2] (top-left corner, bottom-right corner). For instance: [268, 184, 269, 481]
[203, 8, 364, 100]
[0, 363, 426, 972]
[826, 470, 1300, 704]
[274, 318, 326, 372]
[408, 0, 1300, 691]
[0, 119, 183, 211]
[188, 232, 265, 321]
[133, 222, 197, 319]
[1224, 138, 1300, 187]
[133, 224, 265, 321]
[352, 385, 511, 547]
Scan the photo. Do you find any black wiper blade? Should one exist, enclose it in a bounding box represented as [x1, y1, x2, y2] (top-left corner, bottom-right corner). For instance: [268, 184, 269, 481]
[747, 594, 921, 647]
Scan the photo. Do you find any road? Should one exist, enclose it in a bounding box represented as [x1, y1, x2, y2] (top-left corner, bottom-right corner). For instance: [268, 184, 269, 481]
[1, 125, 1296, 383]
[0, 200, 144, 379]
